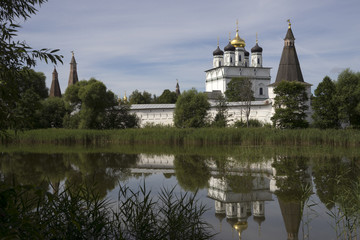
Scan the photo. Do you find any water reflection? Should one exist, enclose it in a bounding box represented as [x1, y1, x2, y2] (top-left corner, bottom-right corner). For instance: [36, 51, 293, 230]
[1, 149, 359, 239]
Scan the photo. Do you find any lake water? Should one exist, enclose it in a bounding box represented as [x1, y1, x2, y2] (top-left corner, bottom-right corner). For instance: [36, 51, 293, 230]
[1, 145, 359, 239]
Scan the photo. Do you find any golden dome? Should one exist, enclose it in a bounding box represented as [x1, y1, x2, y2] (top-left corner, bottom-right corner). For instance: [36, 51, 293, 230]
[231, 20, 245, 48]
[123, 91, 127, 102]
[231, 30, 246, 48]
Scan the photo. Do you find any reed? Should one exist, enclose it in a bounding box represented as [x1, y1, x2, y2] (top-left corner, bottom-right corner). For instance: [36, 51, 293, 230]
[3, 127, 360, 147]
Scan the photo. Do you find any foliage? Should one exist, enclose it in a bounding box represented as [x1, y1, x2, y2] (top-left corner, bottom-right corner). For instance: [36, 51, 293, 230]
[174, 155, 210, 191]
[232, 119, 263, 128]
[129, 90, 153, 104]
[174, 88, 210, 128]
[225, 77, 254, 127]
[211, 95, 228, 128]
[155, 89, 178, 104]
[63, 78, 119, 129]
[271, 81, 309, 129]
[100, 104, 139, 129]
[1, 69, 49, 131]
[335, 69, 360, 128]
[38, 97, 67, 128]
[0, 183, 214, 239]
[312, 76, 340, 129]
[0, 0, 63, 135]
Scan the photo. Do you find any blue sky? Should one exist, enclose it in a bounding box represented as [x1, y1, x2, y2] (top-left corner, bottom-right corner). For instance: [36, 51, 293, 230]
[18, 0, 360, 97]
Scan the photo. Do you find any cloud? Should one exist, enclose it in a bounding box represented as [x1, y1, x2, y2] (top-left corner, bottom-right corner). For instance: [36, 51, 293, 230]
[15, 0, 360, 96]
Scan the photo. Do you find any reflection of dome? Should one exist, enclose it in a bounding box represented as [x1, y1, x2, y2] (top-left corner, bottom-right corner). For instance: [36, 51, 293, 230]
[253, 215, 265, 225]
[234, 221, 248, 239]
[226, 217, 238, 227]
[215, 212, 226, 222]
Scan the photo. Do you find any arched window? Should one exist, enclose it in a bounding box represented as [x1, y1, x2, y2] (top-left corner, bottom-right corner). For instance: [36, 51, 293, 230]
[230, 57, 232, 63]
[219, 61, 221, 67]
[257, 58, 260, 64]
[259, 87, 263, 95]
[239, 55, 241, 62]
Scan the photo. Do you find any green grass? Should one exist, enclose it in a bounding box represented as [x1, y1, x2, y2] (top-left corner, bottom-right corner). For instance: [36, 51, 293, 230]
[2, 127, 360, 147]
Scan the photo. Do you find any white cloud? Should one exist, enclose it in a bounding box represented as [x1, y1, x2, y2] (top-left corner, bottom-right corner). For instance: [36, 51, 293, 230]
[15, 0, 360, 96]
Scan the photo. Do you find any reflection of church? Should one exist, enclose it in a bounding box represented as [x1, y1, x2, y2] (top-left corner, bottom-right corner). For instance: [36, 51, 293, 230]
[133, 155, 313, 239]
[208, 161, 273, 239]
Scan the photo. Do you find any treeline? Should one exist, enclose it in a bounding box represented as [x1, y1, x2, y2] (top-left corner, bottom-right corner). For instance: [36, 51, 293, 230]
[312, 69, 360, 129]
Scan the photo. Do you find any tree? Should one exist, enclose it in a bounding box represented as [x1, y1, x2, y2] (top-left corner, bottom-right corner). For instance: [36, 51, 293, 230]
[174, 89, 210, 128]
[101, 104, 139, 129]
[271, 81, 309, 129]
[38, 97, 67, 128]
[155, 89, 178, 104]
[312, 76, 340, 129]
[225, 77, 254, 127]
[335, 69, 360, 127]
[64, 78, 117, 129]
[3, 69, 49, 130]
[129, 90, 153, 104]
[211, 95, 228, 127]
[0, 0, 63, 135]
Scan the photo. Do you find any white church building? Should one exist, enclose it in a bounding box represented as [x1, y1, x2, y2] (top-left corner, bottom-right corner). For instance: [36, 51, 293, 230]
[130, 21, 312, 127]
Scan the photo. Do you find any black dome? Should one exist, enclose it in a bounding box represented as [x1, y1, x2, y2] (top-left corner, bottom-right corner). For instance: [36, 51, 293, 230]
[213, 46, 224, 56]
[244, 48, 249, 57]
[224, 42, 235, 52]
[251, 43, 263, 53]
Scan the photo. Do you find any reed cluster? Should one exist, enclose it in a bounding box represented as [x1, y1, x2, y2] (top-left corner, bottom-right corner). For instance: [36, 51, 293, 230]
[3, 127, 360, 147]
[0, 183, 214, 239]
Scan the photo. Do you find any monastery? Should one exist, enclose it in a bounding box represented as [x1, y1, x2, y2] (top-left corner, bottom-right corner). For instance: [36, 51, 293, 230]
[50, 21, 312, 126]
[130, 21, 312, 126]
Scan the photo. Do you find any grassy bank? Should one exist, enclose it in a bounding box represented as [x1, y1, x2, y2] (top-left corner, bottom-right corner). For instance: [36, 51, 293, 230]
[2, 127, 360, 147]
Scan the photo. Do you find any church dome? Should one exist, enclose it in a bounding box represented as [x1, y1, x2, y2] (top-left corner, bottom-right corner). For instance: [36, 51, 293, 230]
[224, 41, 235, 52]
[213, 46, 224, 56]
[251, 43, 263, 53]
[244, 48, 249, 57]
[231, 30, 246, 48]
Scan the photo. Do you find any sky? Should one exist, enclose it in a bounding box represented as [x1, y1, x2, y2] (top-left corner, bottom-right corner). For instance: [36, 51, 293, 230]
[17, 0, 360, 97]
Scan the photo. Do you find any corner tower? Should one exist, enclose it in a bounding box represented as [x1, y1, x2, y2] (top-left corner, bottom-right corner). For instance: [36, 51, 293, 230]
[68, 51, 79, 87]
[274, 20, 304, 84]
[49, 67, 62, 97]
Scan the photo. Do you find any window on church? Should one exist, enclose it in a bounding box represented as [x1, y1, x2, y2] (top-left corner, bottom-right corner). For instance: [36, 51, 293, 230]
[259, 87, 263, 95]
[258, 58, 260, 64]
[230, 57, 232, 63]
[219, 61, 221, 67]
[239, 55, 241, 62]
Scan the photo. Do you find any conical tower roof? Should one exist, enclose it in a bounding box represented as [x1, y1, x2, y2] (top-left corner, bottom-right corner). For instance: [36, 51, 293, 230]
[68, 51, 79, 87]
[49, 67, 62, 97]
[272, 21, 306, 86]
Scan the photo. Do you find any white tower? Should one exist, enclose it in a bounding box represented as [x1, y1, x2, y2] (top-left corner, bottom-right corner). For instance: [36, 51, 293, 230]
[212, 39, 224, 68]
[224, 33, 235, 66]
[251, 34, 263, 67]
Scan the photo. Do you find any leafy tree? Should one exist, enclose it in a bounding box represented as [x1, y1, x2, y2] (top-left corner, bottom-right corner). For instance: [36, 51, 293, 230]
[64, 78, 117, 129]
[3, 69, 49, 130]
[101, 104, 139, 129]
[38, 97, 67, 128]
[335, 69, 360, 127]
[129, 90, 153, 104]
[271, 81, 309, 129]
[155, 89, 178, 104]
[312, 76, 340, 129]
[225, 77, 254, 127]
[211, 95, 228, 127]
[174, 88, 210, 128]
[0, 0, 63, 135]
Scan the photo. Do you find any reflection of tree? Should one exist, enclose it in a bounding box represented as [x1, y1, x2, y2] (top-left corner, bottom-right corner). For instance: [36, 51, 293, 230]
[64, 153, 139, 199]
[272, 156, 312, 240]
[0, 152, 139, 200]
[313, 156, 360, 238]
[226, 174, 254, 194]
[174, 155, 210, 192]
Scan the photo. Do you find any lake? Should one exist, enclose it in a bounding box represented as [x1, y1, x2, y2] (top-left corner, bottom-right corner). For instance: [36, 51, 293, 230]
[1, 145, 359, 239]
